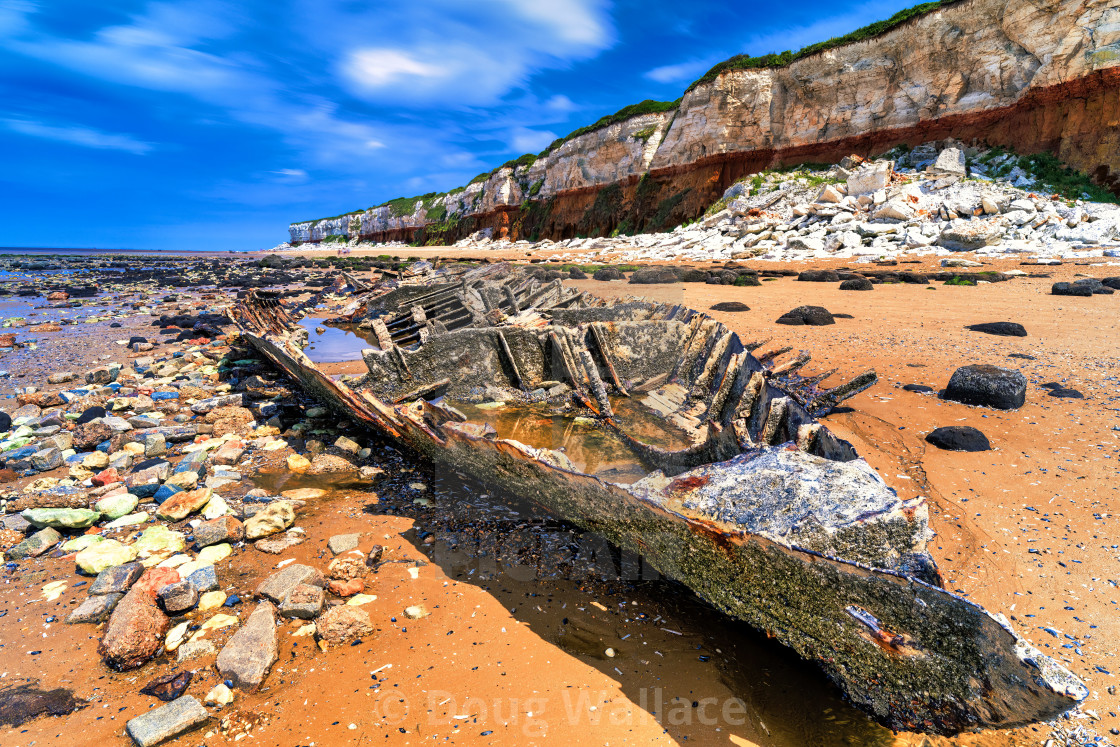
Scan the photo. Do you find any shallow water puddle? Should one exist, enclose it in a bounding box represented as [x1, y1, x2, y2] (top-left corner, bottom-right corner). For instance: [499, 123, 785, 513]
[298, 317, 376, 362]
[454, 397, 693, 484]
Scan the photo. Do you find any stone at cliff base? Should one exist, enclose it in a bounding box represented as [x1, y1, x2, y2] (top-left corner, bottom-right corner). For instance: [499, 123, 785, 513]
[846, 162, 892, 196]
[943, 365, 1027, 410]
[99, 587, 170, 670]
[937, 219, 1003, 250]
[244, 501, 295, 540]
[125, 695, 209, 747]
[77, 540, 139, 574]
[21, 507, 100, 530]
[217, 602, 279, 691]
[925, 426, 992, 452]
[8, 527, 62, 559]
[316, 605, 373, 644]
[927, 147, 967, 176]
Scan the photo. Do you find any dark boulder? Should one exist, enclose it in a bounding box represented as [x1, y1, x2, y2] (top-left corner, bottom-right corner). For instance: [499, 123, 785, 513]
[679, 269, 709, 282]
[733, 273, 760, 286]
[592, 267, 622, 281]
[943, 365, 1026, 410]
[776, 306, 835, 326]
[709, 302, 750, 312]
[925, 426, 991, 452]
[965, 322, 1027, 337]
[798, 270, 839, 282]
[0, 411, 10, 433]
[629, 268, 680, 284]
[902, 384, 933, 393]
[567, 268, 587, 280]
[75, 406, 108, 425]
[1102, 277, 1120, 290]
[839, 278, 874, 291]
[1051, 282, 1093, 297]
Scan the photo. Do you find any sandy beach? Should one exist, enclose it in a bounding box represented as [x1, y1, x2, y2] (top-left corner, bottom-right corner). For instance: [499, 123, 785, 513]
[0, 252, 1116, 747]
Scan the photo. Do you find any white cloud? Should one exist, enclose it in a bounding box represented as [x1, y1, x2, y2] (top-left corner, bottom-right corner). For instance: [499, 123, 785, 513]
[4, 118, 153, 154]
[271, 168, 308, 180]
[498, 0, 612, 48]
[510, 126, 556, 154]
[328, 0, 615, 106]
[545, 94, 577, 112]
[344, 49, 446, 88]
[644, 59, 711, 84]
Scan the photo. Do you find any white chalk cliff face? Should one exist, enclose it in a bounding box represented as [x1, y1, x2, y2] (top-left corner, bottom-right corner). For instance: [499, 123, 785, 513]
[291, 0, 1120, 243]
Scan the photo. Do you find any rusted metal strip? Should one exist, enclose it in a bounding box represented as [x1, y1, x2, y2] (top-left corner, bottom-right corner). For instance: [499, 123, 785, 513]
[588, 323, 628, 396]
[494, 330, 525, 391]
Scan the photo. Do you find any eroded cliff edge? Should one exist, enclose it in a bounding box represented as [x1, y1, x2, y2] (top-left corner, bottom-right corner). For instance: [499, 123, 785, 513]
[290, 0, 1120, 245]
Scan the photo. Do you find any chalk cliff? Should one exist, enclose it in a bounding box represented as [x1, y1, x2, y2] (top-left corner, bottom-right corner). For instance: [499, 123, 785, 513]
[290, 0, 1120, 245]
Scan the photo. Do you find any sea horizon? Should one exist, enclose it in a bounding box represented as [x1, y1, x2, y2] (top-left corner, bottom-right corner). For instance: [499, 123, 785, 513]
[0, 246, 257, 255]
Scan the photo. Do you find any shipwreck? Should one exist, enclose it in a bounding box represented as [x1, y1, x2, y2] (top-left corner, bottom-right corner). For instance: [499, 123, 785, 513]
[234, 261, 1086, 735]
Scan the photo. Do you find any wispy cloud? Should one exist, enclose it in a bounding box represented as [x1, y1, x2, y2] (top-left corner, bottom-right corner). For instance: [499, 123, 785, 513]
[331, 0, 615, 106]
[4, 117, 153, 154]
[3, 1, 392, 172]
[644, 59, 711, 84]
[510, 126, 556, 154]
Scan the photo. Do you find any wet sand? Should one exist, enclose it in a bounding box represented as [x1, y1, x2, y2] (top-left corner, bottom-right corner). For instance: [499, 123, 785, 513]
[1, 256, 1117, 747]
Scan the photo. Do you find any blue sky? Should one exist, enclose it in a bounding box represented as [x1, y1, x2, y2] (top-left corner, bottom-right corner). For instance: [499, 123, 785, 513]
[0, 0, 919, 250]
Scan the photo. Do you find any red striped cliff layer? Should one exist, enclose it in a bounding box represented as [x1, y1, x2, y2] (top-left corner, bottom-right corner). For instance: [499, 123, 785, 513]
[290, 0, 1120, 245]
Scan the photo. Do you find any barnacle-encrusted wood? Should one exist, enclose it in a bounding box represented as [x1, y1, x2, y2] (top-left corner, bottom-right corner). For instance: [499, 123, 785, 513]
[234, 262, 1086, 734]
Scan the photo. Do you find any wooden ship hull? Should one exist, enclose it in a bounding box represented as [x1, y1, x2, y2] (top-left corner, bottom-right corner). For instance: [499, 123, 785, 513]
[233, 262, 1085, 734]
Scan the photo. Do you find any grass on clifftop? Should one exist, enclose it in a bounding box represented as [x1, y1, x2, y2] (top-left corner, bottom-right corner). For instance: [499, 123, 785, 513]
[538, 99, 681, 158]
[686, 1, 960, 91]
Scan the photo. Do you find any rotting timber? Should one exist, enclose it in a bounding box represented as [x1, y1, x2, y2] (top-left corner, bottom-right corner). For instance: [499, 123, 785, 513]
[234, 262, 1086, 735]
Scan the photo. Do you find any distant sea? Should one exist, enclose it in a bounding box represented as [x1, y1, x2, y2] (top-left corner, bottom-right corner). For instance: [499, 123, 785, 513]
[0, 247, 253, 256]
